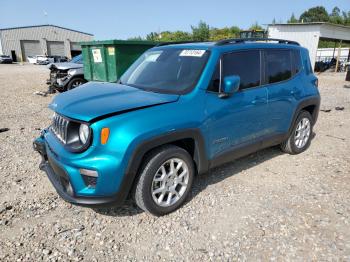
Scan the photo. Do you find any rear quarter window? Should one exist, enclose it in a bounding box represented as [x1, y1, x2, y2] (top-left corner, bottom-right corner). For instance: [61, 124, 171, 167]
[292, 50, 302, 75]
[300, 49, 313, 75]
[265, 49, 292, 84]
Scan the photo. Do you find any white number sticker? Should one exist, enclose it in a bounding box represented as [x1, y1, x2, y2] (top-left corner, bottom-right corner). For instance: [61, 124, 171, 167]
[179, 49, 206, 57]
[92, 49, 102, 63]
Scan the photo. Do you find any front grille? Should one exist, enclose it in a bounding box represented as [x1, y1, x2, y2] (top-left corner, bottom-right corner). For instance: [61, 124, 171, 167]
[56, 72, 68, 79]
[51, 113, 69, 144]
[50, 71, 67, 79]
[48, 156, 74, 196]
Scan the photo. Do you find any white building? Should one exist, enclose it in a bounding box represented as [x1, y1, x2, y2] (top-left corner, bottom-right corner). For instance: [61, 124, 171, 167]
[0, 25, 94, 62]
[268, 23, 350, 69]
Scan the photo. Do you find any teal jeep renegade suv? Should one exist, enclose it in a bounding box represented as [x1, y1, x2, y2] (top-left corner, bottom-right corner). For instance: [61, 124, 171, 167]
[34, 38, 320, 216]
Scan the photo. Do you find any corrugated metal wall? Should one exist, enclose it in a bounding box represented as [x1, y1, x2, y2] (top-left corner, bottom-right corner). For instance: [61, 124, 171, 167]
[70, 42, 82, 51]
[47, 41, 65, 56]
[21, 40, 41, 59]
[0, 25, 93, 61]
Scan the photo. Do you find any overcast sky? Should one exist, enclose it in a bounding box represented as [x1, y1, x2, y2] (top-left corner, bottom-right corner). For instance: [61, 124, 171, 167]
[1, 0, 349, 40]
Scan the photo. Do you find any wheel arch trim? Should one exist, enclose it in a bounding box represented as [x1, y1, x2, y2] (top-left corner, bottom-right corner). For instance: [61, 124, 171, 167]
[288, 96, 320, 136]
[117, 128, 209, 203]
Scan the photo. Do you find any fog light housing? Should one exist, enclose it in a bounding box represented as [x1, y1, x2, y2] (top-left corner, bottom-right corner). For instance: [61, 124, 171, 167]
[80, 169, 98, 188]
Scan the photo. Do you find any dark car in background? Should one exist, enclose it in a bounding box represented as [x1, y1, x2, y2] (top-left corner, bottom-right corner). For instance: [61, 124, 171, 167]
[0, 55, 13, 64]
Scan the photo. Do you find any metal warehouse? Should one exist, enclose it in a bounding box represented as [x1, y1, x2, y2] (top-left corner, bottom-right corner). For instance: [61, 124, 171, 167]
[0, 25, 94, 62]
[268, 22, 350, 69]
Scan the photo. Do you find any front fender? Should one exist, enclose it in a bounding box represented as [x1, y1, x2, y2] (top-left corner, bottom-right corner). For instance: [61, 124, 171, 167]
[124, 128, 209, 177]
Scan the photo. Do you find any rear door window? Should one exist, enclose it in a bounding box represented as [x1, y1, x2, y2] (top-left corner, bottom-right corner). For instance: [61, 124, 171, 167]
[265, 50, 292, 84]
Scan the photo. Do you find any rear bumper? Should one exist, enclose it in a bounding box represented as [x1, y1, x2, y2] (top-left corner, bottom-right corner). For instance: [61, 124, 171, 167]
[33, 135, 126, 207]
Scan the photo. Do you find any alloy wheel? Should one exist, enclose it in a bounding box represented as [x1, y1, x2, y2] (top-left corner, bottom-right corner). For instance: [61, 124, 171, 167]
[294, 117, 311, 148]
[151, 158, 189, 207]
[72, 80, 83, 88]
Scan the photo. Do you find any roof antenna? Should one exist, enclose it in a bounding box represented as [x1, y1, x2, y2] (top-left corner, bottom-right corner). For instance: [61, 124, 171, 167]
[43, 10, 48, 25]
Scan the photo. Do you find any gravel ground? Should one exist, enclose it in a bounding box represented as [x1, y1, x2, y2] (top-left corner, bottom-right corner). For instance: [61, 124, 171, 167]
[0, 64, 349, 261]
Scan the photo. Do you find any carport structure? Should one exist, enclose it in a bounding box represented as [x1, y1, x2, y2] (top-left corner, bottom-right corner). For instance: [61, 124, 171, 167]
[268, 23, 350, 70]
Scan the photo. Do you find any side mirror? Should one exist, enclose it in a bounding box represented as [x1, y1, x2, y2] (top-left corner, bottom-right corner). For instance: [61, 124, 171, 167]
[219, 75, 240, 98]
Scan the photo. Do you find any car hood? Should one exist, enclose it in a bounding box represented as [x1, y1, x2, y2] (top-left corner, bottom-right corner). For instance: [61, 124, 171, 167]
[49, 82, 180, 122]
[48, 62, 83, 70]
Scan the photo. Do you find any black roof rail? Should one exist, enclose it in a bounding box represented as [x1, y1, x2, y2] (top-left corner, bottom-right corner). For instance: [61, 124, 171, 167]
[215, 38, 300, 46]
[156, 40, 205, 46]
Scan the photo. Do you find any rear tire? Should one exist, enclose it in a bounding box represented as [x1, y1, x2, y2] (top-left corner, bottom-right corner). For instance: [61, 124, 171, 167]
[133, 145, 195, 216]
[281, 110, 313, 154]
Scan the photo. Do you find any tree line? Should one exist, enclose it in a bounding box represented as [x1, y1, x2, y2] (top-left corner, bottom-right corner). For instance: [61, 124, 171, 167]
[129, 21, 253, 42]
[287, 6, 350, 25]
[128, 6, 349, 43]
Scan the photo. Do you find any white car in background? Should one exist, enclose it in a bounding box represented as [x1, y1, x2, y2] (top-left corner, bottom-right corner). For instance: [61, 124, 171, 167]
[27, 55, 54, 64]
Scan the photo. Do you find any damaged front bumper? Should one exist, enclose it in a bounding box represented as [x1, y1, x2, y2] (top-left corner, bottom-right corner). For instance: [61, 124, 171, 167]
[47, 71, 71, 90]
[33, 131, 125, 207]
[56, 75, 72, 87]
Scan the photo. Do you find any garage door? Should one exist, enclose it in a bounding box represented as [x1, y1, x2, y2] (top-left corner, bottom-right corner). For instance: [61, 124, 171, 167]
[70, 42, 82, 57]
[70, 42, 81, 51]
[21, 40, 41, 61]
[47, 41, 65, 56]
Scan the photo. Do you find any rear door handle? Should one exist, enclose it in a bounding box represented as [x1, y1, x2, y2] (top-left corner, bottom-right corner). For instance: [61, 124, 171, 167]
[251, 98, 266, 105]
[290, 88, 301, 96]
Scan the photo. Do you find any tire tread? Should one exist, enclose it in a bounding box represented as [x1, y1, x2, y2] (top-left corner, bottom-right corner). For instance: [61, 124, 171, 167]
[133, 145, 194, 216]
[280, 110, 313, 154]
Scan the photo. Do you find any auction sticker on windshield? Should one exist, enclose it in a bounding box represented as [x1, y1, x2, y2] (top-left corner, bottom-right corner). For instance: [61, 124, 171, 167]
[179, 50, 206, 57]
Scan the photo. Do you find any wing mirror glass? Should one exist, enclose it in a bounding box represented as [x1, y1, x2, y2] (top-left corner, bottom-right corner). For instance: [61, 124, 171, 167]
[219, 75, 240, 98]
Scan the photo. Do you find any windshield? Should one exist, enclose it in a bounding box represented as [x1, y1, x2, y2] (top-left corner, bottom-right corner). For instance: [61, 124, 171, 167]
[120, 48, 209, 94]
[70, 54, 83, 64]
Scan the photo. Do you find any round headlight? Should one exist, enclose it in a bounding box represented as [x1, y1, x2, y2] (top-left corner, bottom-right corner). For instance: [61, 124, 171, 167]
[79, 124, 90, 144]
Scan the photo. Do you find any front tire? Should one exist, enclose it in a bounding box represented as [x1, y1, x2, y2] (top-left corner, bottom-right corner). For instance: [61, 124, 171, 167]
[134, 145, 195, 216]
[66, 77, 86, 91]
[281, 110, 313, 154]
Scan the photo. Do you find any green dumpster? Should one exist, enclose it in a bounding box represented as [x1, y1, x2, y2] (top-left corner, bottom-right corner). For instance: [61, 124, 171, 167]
[81, 40, 157, 82]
